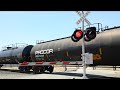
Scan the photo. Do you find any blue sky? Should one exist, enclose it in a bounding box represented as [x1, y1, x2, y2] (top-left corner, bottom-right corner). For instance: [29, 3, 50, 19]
[0, 11, 120, 49]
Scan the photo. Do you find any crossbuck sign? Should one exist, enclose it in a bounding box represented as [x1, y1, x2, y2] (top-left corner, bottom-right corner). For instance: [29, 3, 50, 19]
[76, 11, 91, 26]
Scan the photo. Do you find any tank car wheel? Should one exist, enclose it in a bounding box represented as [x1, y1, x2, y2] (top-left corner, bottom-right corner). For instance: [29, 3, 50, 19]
[0, 64, 3, 68]
[32, 66, 40, 74]
[48, 66, 54, 73]
[19, 66, 30, 73]
[25, 66, 31, 72]
[19, 66, 25, 73]
[39, 66, 45, 73]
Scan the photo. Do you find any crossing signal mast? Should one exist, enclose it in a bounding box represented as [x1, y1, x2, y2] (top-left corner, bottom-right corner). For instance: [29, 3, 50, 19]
[71, 11, 97, 79]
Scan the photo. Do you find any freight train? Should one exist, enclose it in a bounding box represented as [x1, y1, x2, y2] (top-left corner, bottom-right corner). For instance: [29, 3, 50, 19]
[0, 26, 120, 74]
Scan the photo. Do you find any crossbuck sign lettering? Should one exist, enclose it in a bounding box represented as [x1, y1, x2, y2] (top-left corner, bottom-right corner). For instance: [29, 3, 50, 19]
[76, 11, 91, 26]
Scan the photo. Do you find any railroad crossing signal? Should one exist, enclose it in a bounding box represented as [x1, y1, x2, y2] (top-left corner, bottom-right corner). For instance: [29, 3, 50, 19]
[76, 11, 91, 26]
[71, 29, 83, 42]
[71, 27, 96, 42]
[84, 27, 96, 41]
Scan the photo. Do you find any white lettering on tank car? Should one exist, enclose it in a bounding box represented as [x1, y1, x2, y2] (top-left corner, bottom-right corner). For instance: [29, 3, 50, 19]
[35, 49, 53, 55]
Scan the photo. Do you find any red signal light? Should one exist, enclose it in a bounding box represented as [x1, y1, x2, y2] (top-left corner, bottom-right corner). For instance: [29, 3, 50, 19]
[75, 31, 83, 38]
[71, 29, 83, 42]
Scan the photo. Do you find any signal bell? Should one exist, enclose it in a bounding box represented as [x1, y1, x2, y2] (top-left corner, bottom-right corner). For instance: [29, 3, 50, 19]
[71, 29, 83, 42]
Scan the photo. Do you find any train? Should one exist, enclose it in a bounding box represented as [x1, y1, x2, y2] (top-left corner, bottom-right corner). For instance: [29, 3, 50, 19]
[0, 26, 120, 73]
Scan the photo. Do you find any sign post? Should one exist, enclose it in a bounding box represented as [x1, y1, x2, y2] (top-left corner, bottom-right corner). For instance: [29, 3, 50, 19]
[76, 11, 91, 79]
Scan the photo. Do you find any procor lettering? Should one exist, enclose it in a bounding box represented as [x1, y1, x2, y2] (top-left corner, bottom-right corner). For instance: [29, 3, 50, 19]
[35, 49, 53, 55]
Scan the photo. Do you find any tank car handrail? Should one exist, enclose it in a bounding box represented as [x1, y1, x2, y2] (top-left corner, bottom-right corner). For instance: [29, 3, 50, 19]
[1, 43, 28, 51]
[104, 26, 120, 31]
[37, 36, 71, 44]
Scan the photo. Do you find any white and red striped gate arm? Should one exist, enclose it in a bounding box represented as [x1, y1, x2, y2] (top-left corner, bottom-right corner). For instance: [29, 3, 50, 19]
[19, 61, 83, 66]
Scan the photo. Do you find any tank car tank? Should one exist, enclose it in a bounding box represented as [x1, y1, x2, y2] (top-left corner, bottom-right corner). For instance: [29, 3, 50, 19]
[30, 27, 120, 66]
[0, 45, 33, 64]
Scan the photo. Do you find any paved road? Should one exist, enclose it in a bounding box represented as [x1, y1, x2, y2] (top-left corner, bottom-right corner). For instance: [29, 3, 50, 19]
[0, 66, 120, 79]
